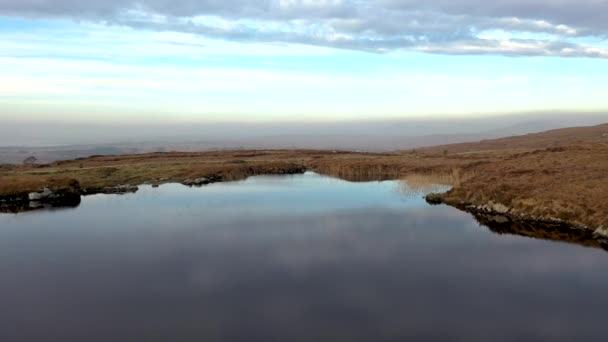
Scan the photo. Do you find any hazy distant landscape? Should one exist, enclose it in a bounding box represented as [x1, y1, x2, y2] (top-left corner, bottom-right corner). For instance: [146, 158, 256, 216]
[3, 112, 607, 164]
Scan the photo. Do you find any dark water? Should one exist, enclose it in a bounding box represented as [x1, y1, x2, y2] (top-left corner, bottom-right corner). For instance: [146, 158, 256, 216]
[1, 172, 607, 342]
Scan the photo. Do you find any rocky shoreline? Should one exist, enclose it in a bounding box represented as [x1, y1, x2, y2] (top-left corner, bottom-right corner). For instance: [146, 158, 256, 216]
[3, 161, 605, 247]
[425, 192, 608, 242]
[0, 167, 307, 213]
[473, 210, 608, 251]
[0, 184, 139, 213]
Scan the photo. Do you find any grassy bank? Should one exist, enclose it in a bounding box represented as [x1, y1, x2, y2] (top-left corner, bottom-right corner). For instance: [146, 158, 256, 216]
[433, 144, 608, 230]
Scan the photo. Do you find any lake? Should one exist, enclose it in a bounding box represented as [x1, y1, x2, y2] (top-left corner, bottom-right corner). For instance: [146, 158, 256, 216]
[1, 172, 607, 341]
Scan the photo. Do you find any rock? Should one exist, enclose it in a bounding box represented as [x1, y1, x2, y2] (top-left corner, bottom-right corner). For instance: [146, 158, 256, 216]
[23, 185, 81, 209]
[182, 177, 210, 186]
[492, 203, 510, 214]
[28, 188, 53, 201]
[152, 184, 160, 188]
[488, 215, 510, 224]
[594, 226, 608, 238]
[425, 193, 443, 205]
[29, 201, 43, 209]
[194, 177, 209, 185]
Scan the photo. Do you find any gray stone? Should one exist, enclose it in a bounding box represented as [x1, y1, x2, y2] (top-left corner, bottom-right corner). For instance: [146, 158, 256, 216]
[182, 177, 210, 186]
[489, 215, 510, 224]
[492, 203, 510, 214]
[28, 188, 53, 201]
[29, 201, 43, 208]
[594, 226, 608, 238]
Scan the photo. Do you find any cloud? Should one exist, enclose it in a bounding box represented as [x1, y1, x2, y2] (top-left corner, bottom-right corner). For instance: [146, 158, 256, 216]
[1, 0, 607, 57]
[417, 39, 608, 59]
[383, 0, 608, 34]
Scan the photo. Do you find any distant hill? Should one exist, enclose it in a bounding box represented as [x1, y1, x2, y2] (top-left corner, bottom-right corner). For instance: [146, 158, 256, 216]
[418, 123, 608, 155]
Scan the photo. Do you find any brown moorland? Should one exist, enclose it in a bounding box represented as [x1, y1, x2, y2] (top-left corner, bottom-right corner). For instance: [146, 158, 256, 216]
[1, 124, 607, 230]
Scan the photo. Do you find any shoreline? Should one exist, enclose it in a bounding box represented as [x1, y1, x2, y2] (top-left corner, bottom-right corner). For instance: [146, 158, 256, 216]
[0, 166, 307, 213]
[3, 160, 608, 252]
[425, 192, 608, 239]
[2, 126, 607, 229]
[4, 168, 607, 253]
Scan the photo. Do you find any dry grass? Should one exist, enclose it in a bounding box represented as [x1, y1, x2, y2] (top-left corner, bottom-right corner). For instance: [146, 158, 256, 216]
[439, 144, 608, 228]
[0, 151, 310, 195]
[2, 123, 608, 229]
[308, 152, 482, 182]
[399, 168, 478, 200]
[403, 168, 477, 189]
[418, 123, 608, 155]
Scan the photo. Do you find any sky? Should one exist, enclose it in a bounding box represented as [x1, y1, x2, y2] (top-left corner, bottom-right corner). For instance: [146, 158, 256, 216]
[1, 0, 608, 126]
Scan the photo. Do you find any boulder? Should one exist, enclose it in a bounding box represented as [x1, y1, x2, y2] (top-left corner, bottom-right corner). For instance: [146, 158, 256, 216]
[182, 177, 210, 186]
[28, 188, 53, 201]
[28, 201, 52, 209]
[488, 215, 510, 224]
[594, 226, 608, 238]
[492, 203, 510, 214]
[25, 186, 80, 208]
[425, 193, 444, 205]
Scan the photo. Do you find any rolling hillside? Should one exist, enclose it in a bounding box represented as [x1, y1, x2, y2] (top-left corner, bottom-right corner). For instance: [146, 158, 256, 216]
[418, 123, 608, 155]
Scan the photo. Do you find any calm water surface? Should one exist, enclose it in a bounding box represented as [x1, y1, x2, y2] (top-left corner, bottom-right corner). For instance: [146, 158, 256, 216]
[1, 172, 607, 341]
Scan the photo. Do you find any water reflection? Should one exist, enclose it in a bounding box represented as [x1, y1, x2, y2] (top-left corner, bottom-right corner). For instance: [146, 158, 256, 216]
[0, 197, 81, 214]
[473, 212, 608, 251]
[0, 173, 607, 342]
